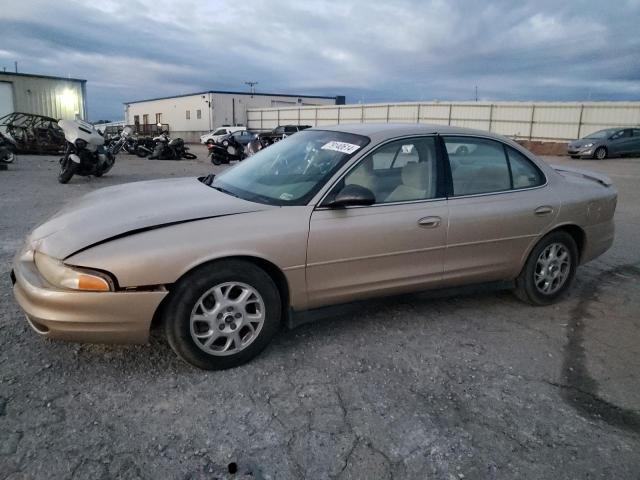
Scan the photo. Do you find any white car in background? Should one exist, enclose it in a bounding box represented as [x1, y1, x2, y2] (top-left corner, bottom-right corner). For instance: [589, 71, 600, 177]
[200, 126, 246, 144]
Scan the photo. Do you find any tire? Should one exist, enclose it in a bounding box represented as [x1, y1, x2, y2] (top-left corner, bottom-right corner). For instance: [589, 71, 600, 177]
[514, 231, 578, 305]
[594, 146, 607, 160]
[164, 260, 282, 370]
[58, 157, 78, 184]
[182, 152, 197, 160]
[211, 155, 222, 165]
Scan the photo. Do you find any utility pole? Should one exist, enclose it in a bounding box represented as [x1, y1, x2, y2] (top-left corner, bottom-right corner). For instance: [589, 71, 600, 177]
[244, 81, 258, 98]
[474, 85, 478, 102]
[14, 61, 18, 73]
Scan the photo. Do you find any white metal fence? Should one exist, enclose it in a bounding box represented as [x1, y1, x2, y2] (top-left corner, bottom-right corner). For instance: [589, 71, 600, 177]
[247, 101, 640, 142]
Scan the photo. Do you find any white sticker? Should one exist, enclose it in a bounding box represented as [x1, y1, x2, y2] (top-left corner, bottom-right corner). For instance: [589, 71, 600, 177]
[321, 141, 361, 155]
[401, 144, 414, 154]
[279, 192, 294, 200]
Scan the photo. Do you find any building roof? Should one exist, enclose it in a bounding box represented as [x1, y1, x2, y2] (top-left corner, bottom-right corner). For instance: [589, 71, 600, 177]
[0, 71, 86, 83]
[124, 90, 339, 104]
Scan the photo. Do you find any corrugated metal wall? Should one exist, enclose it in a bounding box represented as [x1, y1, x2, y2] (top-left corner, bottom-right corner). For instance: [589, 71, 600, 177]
[247, 102, 640, 141]
[0, 73, 86, 120]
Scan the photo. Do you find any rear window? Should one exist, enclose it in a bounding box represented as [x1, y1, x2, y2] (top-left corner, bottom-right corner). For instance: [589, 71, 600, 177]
[444, 137, 545, 196]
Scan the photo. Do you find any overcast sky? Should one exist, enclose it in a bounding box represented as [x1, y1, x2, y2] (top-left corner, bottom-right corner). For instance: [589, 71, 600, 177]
[1, 0, 639, 120]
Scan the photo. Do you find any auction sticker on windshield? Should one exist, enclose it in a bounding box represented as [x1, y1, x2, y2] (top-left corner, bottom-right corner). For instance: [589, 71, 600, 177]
[321, 141, 361, 155]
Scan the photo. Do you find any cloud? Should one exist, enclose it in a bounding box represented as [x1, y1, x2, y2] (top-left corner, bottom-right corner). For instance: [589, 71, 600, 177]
[0, 0, 638, 120]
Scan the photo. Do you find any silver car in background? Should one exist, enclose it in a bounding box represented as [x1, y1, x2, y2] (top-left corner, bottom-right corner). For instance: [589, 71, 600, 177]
[568, 127, 640, 159]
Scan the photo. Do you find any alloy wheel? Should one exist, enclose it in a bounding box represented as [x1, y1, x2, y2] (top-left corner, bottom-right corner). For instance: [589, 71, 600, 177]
[189, 282, 265, 356]
[534, 242, 571, 295]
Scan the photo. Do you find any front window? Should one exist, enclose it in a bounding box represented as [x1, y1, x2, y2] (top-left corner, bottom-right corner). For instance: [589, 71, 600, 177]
[337, 137, 438, 204]
[211, 130, 369, 205]
[213, 128, 227, 135]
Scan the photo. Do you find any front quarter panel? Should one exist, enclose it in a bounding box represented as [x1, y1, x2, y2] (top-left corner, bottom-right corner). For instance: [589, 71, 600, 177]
[66, 206, 314, 309]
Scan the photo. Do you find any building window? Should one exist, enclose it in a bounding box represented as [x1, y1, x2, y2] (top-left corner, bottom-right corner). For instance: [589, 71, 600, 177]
[155, 113, 162, 124]
[142, 114, 149, 124]
[133, 115, 140, 124]
[196, 109, 202, 119]
[186, 110, 190, 120]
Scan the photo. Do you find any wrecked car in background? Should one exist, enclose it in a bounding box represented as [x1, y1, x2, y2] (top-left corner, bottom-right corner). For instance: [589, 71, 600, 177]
[0, 112, 65, 154]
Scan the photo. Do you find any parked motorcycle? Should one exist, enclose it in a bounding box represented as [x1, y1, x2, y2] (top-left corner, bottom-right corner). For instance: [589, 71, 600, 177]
[134, 136, 157, 157]
[207, 134, 247, 165]
[0, 130, 17, 166]
[147, 129, 196, 160]
[57, 120, 130, 184]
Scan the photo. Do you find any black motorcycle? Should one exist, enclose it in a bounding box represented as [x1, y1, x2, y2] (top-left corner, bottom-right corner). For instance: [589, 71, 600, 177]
[134, 136, 157, 157]
[207, 134, 247, 165]
[147, 131, 197, 160]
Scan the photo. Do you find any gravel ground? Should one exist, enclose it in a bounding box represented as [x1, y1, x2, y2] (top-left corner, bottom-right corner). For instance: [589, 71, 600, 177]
[1, 146, 639, 479]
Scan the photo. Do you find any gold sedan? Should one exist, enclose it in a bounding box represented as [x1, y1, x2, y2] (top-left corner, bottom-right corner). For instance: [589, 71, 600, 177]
[12, 124, 617, 369]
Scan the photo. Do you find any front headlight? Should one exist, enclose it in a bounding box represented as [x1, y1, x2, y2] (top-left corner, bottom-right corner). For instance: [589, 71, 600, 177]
[34, 251, 113, 291]
[582, 143, 594, 148]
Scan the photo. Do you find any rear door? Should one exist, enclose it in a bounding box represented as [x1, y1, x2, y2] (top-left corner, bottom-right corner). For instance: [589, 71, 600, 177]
[631, 129, 640, 154]
[442, 136, 558, 286]
[608, 129, 634, 155]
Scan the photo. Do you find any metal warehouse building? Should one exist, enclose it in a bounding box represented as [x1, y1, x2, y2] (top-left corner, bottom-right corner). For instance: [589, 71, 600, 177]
[0, 71, 87, 120]
[124, 90, 344, 142]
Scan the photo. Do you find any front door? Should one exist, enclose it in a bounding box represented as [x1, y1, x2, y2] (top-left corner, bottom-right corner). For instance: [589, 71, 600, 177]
[441, 136, 559, 286]
[306, 136, 448, 309]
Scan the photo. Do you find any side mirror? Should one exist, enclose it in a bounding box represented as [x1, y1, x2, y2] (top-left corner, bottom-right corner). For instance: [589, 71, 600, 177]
[325, 184, 375, 208]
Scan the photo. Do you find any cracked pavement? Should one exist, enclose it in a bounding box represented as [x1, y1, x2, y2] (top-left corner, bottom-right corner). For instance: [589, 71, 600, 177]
[1, 147, 639, 479]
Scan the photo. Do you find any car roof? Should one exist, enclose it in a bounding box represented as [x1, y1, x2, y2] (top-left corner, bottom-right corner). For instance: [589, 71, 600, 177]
[308, 123, 512, 143]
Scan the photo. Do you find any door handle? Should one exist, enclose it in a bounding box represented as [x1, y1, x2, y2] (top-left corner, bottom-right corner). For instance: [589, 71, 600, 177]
[534, 206, 554, 216]
[418, 216, 441, 228]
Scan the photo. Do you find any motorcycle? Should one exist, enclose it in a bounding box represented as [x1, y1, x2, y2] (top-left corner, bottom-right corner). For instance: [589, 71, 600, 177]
[57, 120, 130, 184]
[207, 134, 247, 165]
[134, 136, 157, 157]
[0, 130, 17, 166]
[147, 129, 196, 160]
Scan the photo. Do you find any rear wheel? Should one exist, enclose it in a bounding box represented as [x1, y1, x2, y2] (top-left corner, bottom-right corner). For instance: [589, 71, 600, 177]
[58, 156, 78, 184]
[164, 260, 282, 370]
[594, 146, 607, 160]
[514, 231, 578, 305]
[182, 152, 197, 160]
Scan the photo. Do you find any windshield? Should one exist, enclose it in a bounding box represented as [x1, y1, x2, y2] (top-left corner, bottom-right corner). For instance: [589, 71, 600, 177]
[211, 130, 369, 205]
[585, 129, 616, 139]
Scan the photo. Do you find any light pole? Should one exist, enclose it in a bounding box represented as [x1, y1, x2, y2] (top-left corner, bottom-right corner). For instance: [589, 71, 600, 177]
[244, 81, 258, 98]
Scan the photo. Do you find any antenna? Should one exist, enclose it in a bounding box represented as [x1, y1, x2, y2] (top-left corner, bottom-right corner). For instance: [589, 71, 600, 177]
[244, 81, 258, 98]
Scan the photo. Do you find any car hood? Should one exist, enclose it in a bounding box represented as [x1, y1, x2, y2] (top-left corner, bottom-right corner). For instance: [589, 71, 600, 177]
[29, 177, 272, 259]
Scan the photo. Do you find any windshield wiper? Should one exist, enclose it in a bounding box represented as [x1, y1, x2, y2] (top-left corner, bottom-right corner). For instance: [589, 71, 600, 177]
[201, 173, 215, 185]
[212, 185, 240, 198]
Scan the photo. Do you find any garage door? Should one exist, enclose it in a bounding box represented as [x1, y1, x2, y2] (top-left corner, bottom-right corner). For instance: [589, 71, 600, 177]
[0, 82, 15, 118]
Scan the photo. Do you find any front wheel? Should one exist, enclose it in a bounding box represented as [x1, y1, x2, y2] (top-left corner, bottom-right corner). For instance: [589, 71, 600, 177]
[514, 231, 578, 305]
[211, 154, 222, 165]
[58, 156, 78, 184]
[594, 147, 607, 160]
[182, 152, 197, 160]
[164, 260, 282, 370]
